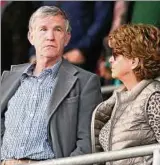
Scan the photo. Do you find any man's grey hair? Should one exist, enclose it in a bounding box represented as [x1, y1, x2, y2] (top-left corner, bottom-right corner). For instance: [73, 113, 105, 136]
[28, 6, 71, 32]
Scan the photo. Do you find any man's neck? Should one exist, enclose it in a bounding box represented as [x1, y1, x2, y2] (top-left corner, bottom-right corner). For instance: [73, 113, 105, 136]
[33, 56, 62, 76]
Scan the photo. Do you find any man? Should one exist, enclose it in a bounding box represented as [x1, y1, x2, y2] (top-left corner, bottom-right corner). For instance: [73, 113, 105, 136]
[1, 6, 102, 165]
[29, 1, 114, 72]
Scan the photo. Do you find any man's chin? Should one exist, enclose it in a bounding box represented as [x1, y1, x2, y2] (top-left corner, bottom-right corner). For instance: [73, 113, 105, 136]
[41, 53, 57, 58]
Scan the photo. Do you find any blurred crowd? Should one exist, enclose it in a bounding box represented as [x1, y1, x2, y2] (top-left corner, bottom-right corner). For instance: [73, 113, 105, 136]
[1, 1, 160, 87]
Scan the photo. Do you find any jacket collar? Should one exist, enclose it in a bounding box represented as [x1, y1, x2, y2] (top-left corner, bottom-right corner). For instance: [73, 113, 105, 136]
[47, 59, 78, 118]
[1, 64, 29, 112]
[1, 59, 78, 117]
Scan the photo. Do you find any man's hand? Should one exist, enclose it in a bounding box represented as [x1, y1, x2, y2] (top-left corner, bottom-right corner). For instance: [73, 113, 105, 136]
[63, 49, 86, 64]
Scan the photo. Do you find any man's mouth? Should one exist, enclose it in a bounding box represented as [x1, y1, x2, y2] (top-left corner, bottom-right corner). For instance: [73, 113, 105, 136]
[45, 45, 55, 48]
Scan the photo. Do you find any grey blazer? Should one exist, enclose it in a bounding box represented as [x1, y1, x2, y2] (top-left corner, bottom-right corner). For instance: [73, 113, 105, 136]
[1, 59, 103, 158]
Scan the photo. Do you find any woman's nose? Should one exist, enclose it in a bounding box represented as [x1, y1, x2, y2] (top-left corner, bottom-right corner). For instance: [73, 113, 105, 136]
[109, 56, 114, 63]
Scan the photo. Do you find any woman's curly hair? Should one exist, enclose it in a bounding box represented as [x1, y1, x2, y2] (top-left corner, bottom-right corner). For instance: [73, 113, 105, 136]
[108, 24, 160, 80]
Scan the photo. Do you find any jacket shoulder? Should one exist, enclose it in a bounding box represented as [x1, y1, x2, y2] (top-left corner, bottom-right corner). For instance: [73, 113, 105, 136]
[147, 80, 160, 92]
[63, 59, 99, 80]
[10, 63, 30, 72]
[137, 80, 160, 102]
[74, 65, 98, 78]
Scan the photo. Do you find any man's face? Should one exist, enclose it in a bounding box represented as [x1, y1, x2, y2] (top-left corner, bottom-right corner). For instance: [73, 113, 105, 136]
[28, 15, 71, 59]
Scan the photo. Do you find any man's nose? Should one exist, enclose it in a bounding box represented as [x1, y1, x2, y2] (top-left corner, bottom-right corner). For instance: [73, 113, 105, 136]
[46, 30, 55, 40]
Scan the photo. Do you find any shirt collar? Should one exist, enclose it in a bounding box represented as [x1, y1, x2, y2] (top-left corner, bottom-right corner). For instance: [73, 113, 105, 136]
[21, 59, 62, 81]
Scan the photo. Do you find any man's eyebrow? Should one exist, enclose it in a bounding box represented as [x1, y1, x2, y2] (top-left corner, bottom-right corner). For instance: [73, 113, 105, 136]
[54, 25, 63, 29]
[38, 25, 47, 28]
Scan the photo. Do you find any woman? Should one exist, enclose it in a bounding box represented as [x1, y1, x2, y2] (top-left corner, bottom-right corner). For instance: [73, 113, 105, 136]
[91, 24, 160, 165]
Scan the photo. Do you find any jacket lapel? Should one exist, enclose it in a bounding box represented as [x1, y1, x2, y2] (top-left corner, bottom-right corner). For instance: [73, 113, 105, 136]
[1, 71, 22, 112]
[1, 60, 78, 119]
[47, 60, 78, 119]
[1, 63, 30, 113]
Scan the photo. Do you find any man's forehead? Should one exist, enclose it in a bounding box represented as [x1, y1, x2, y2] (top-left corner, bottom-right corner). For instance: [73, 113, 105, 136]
[30, 15, 67, 32]
[35, 15, 65, 24]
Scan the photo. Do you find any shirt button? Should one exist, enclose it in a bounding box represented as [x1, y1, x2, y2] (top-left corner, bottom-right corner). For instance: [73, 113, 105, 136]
[37, 78, 42, 82]
[20, 146, 24, 150]
[30, 113, 34, 117]
[32, 96, 37, 99]
[25, 131, 29, 134]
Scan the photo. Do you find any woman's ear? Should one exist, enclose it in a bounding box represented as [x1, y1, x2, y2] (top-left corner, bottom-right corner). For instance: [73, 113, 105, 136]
[131, 57, 139, 69]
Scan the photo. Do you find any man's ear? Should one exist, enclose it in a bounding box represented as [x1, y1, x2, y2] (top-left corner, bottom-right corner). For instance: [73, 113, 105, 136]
[64, 33, 71, 46]
[131, 57, 139, 69]
[28, 31, 34, 46]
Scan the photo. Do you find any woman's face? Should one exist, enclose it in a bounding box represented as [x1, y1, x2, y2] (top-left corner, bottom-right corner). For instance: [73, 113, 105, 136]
[109, 52, 134, 81]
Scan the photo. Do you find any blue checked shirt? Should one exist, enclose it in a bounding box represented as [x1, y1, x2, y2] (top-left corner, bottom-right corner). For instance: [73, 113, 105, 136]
[1, 60, 62, 160]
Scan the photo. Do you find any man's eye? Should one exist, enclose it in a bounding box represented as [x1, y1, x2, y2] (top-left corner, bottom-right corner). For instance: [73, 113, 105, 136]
[55, 28, 62, 32]
[40, 28, 47, 31]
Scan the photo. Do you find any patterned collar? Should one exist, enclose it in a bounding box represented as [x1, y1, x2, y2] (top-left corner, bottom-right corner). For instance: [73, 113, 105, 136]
[21, 59, 62, 81]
